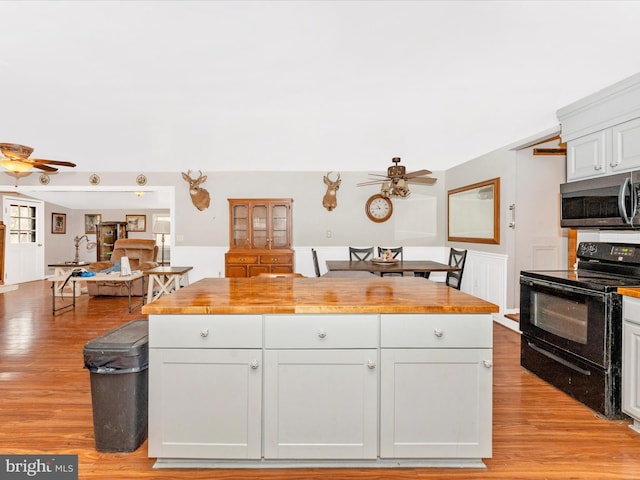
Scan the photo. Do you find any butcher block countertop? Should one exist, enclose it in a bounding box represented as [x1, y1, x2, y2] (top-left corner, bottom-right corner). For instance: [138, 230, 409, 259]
[618, 287, 640, 299]
[141, 277, 499, 315]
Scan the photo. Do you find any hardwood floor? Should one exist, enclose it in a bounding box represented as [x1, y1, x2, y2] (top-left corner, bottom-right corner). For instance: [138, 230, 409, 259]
[2, 280, 640, 479]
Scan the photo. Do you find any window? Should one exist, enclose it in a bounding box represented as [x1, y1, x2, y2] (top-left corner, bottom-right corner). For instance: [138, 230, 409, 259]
[9, 204, 37, 244]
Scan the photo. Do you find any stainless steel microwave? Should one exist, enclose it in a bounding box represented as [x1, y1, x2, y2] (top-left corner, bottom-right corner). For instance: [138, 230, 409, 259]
[560, 171, 640, 229]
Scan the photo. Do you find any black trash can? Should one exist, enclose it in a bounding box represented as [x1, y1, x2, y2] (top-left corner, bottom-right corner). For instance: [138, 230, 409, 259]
[83, 319, 149, 452]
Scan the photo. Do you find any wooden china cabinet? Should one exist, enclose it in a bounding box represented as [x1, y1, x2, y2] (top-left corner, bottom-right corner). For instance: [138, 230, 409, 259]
[96, 221, 128, 261]
[225, 198, 294, 277]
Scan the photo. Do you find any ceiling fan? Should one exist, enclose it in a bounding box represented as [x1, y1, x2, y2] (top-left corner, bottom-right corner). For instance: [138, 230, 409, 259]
[0, 143, 77, 176]
[357, 157, 437, 198]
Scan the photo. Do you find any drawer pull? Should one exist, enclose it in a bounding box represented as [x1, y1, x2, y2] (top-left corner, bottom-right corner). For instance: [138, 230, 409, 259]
[367, 360, 376, 370]
[249, 360, 259, 370]
[318, 329, 327, 339]
[200, 328, 209, 338]
[434, 328, 444, 338]
[483, 360, 493, 368]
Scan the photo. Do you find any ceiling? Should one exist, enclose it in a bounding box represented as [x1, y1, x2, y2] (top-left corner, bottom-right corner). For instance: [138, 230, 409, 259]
[1, 1, 640, 176]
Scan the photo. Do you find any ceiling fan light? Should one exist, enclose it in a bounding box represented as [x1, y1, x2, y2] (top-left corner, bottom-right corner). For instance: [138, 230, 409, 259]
[0, 159, 34, 173]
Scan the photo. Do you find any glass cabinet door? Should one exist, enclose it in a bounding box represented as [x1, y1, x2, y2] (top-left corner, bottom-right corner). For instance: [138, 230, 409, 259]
[251, 205, 268, 248]
[232, 205, 249, 248]
[271, 204, 289, 249]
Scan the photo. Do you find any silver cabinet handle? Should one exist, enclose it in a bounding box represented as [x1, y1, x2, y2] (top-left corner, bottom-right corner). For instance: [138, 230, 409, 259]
[367, 360, 376, 369]
[200, 328, 209, 338]
[434, 328, 444, 337]
[249, 360, 259, 370]
[594, 164, 603, 170]
[483, 360, 493, 368]
[318, 329, 327, 338]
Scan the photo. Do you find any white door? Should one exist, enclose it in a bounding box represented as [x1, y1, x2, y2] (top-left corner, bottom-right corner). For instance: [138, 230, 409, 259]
[512, 142, 566, 308]
[3, 196, 45, 284]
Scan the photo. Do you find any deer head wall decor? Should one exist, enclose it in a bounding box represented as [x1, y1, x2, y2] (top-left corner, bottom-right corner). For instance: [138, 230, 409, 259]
[322, 171, 341, 211]
[182, 169, 211, 211]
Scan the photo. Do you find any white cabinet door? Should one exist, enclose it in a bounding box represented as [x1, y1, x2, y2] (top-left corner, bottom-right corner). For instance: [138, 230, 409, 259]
[623, 320, 640, 421]
[623, 297, 640, 424]
[380, 348, 492, 459]
[148, 348, 262, 459]
[566, 130, 609, 181]
[263, 349, 378, 459]
[612, 117, 640, 173]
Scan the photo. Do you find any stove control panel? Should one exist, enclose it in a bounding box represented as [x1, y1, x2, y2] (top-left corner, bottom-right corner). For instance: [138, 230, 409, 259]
[578, 242, 640, 264]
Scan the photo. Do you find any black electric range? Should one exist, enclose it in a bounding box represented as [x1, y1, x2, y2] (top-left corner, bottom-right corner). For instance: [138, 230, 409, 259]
[519, 241, 640, 418]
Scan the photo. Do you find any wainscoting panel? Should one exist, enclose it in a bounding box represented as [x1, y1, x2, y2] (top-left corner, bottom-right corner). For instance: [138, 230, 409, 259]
[462, 250, 507, 314]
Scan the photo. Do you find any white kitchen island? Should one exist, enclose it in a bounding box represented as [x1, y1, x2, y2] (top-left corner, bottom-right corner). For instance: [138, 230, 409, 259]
[141, 276, 499, 469]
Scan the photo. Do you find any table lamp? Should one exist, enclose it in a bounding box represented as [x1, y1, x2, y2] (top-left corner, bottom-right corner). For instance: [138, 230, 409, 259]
[153, 220, 170, 265]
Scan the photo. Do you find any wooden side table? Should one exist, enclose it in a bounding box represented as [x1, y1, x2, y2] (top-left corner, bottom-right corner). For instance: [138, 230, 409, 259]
[146, 266, 193, 303]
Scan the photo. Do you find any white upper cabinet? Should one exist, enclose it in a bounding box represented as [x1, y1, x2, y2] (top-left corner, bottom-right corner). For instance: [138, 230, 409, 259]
[565, 130, 609, 181]
[558, 73, 640, 182]
[612, 117, 640, 172]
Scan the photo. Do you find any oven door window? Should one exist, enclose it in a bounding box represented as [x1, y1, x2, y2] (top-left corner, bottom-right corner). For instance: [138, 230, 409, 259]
[520, 280, 608, 367]
[531, 291, 588, 344]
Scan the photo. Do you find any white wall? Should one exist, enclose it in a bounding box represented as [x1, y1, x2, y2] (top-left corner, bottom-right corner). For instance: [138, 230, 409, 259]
[4, 169, 447, 251]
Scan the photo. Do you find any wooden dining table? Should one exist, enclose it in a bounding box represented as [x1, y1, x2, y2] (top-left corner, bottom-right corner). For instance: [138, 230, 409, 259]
[325, 260, 460, 278]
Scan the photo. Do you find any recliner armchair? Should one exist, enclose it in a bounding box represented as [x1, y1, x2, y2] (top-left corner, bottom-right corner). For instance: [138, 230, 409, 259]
[87, 238, 159, 296]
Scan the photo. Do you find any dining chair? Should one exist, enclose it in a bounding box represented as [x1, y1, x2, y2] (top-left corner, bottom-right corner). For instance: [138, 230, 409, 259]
[257, 272, 304, 278]
[445, 248, 467, 290]
[349, 247, 374, 261]
[311, 248, 321, 277]
[377, 246, 403, 277]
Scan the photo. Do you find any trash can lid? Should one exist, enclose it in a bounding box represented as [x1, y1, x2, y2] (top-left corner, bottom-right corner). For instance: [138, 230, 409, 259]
[83, 319, 148, 371]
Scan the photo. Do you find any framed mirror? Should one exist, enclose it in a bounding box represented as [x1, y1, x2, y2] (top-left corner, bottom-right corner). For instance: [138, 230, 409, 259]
[448, 177, 500, 244]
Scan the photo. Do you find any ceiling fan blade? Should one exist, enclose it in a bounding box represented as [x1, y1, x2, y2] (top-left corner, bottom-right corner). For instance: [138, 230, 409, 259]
[30, 158, 77, 167]
[0, 143, 34, 160]
[365, 173, 390, 178]
[33, 164, 58, 172]
[409, 177, 437, 185]
[404, 169, 432, 178]
[357, 180, 386, 186]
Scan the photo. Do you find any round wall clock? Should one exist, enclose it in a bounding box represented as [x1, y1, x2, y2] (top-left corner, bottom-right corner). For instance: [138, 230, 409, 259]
[365, 194, 393, 223]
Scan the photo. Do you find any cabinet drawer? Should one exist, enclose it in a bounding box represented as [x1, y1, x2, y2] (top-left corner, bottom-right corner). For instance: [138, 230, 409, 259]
[260, 254, 292, 265]
[265, 315, 378, 349]
[381, 314, 492, 348]
[226, 254, 259, 264]
[150, 314, 262, 348]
